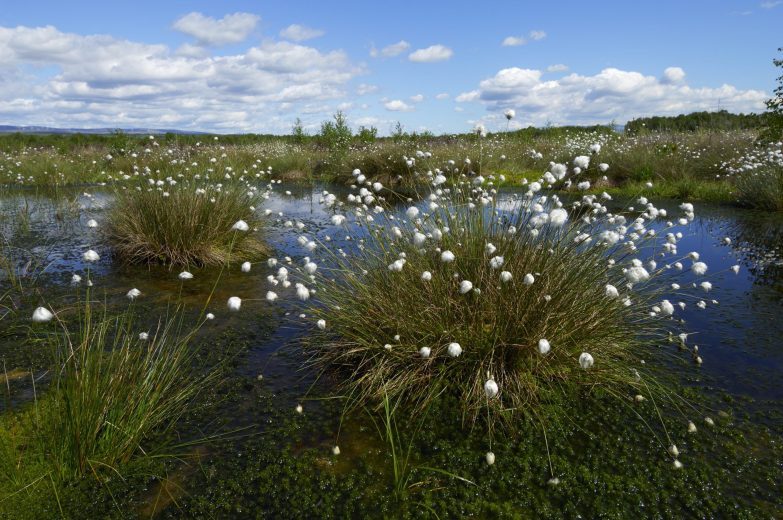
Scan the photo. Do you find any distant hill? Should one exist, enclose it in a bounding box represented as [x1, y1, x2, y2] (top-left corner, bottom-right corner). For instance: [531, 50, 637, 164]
[0, 125, 208, 135]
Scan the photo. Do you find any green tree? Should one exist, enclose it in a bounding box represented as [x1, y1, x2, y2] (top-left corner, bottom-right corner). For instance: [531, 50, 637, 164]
[292, 117, 307, 144]
[319, 111, 352, 152]
[762, 47, 783, 141]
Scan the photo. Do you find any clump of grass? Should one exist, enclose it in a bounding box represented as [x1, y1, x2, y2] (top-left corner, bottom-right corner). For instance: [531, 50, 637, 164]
[1, 299, 212, 491]
[734, 165, 783, 211]
[107, 183, 267, 266]
[304, 180, 703, 436]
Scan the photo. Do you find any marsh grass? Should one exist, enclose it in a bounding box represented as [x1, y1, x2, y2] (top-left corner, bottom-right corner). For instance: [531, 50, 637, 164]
[0, 297, 214, 502]
[734, 164, 783, 211]
[304, 186, 691, 435]
[107, 183, 267, 266]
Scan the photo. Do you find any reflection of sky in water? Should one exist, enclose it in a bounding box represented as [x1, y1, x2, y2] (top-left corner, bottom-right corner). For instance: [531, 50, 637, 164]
[1, 185, 782, 422]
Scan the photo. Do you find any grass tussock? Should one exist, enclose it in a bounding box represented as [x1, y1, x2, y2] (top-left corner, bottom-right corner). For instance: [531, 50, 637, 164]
[107, 183, 267, 266]
[0, 299, 211, 492]
[734, 165, 783, 211]
[306, 186, 691, 431]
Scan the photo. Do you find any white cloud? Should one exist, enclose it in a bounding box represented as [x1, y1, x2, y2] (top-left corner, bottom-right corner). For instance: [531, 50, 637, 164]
[371, 40, 410, 58]
[455, 90, 481, 103]
[661, 66, 686, 84]
[408, 44, 453, 63]
[502, 36, 526, 47]
[279, 24, 324, 42]
[356, 83, 379, 95]
[546, 64, 569, 73]
[410, 94, 424, 102]
[502, 31, 546, 47]
[0, 24, 361, 132]
[435, 92, 450, 100]
[384, 99, 414, 112]
[761, 1, 781, 8]
[467, 66, 767, 127]
[173, 12, 259, 46]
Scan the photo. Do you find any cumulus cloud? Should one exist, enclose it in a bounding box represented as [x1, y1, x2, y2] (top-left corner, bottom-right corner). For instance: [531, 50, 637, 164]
[661, 66, 686, 84]
[455, 90, 480, 102]
[370, 40, 410, 58]
[546, 64, 569, 73]
[0, 24, 360, 132]
[173, 12, 259, 46]
[468, 66, 767, 127]
[408, 44, 453, 63]
[279, 24, 324, 41]
[502, 36, 526, 47]
[528, 30, 547, 41]
[384, 99, 414, 112]
[410, 94, 424, 102]
[435, 92, 450, 100]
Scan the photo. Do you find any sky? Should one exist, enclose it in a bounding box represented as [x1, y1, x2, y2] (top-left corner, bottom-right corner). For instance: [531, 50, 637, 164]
[0, 0, 780, 134]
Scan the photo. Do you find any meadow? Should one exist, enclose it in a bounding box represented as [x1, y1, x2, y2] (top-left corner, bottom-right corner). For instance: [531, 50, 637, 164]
[1, 125, 782, 518]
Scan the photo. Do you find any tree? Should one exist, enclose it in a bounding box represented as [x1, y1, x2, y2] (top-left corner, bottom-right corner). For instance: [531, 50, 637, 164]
[762, 47, 783, 141]
[291, 117, 307, 143]
[318, 111, 352, 152]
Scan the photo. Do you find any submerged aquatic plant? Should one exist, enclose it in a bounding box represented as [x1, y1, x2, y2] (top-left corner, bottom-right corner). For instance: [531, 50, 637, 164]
[107, 182, 268, 266]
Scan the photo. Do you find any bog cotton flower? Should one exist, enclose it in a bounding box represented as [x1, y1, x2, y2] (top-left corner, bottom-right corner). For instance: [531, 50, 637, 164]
[489, 256, 504, 269]
[419, 346, 431, 358]
[523, 273, 535, 285]
[691, 262, 708, 275]
[406, 207, 420, 219]
[317, 319, 326, 330]
[441, 250, 455, 263]
[579, 352, 594, 369]
[484, 379, 499, 398]
[241, 261, 251, 273]
[139, 332, 149, 341]
[421, 271, 432, 281]
[549, 208, 568, 227]
[459, 280, 474, 294]
[447, 342, 462, 357]
[179, 271, 194, 280]
[32, 307, 53, 323]
[486, 451, 496, 465]
[500, 271, 513, 283]
[87, 219, 98, 228]
[227, 296, 242, 311]
[232, 220, 250, 231]
[605, 284, 619, 298]
[266, 291, 278, 302]
[127, 288, 141, 300]
[296, 284, 310, 301]
[538, 339, 551, 355]
[83, 250, 100, 263]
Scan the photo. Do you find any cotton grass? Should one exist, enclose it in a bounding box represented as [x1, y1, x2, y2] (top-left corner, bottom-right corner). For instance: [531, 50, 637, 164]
[300, 174, 706, 434]
[107, 182, 267, 266]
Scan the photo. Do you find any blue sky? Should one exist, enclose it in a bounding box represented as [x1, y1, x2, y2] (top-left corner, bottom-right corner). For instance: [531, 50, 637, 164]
[0, 0, 780, 134]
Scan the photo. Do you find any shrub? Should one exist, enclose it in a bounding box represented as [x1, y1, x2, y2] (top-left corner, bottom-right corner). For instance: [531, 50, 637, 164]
[107, 183, 267, 266]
